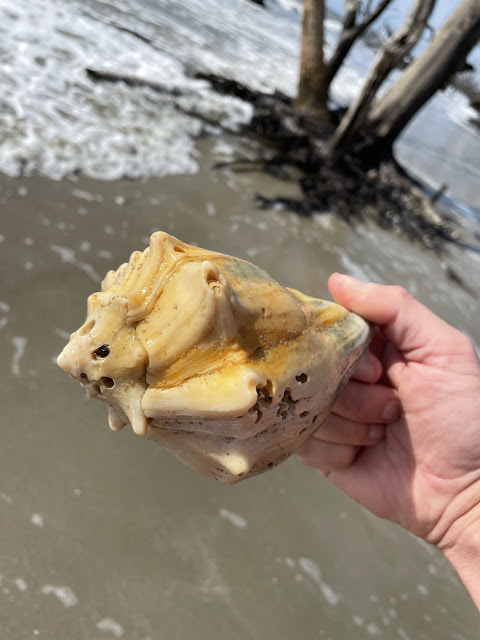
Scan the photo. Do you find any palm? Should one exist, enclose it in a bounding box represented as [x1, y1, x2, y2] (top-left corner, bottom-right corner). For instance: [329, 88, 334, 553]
[329, 354, 480, 543]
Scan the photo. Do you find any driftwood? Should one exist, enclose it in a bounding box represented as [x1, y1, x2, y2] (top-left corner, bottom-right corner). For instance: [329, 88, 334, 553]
[197, 72, 464, 253]
[329, 0, 437, 156]
[86, 68, 182, 96]
[368, 0, 480, 147]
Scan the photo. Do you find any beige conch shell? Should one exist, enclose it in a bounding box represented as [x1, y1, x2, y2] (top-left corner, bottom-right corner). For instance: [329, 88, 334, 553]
[58, 232, 371, 483]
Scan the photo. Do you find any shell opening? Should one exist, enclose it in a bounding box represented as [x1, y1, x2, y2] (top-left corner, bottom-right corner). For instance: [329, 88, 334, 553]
[93, 344, 110, 359]
[206, 271, 220, 285]
[100, 376, 115, 389]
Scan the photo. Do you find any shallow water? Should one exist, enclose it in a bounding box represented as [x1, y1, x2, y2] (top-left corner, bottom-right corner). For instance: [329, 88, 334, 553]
[1, 136, 479, 639]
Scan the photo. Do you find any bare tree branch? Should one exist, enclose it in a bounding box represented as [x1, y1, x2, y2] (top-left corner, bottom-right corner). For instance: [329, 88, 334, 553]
[342, 0, 359, 31]
[329, 0, 437, 156]
[360, 0, 393, 31]
[326, 0, 394, 85]
[368, 0, 480, 145]
[362, 0, 374, 17]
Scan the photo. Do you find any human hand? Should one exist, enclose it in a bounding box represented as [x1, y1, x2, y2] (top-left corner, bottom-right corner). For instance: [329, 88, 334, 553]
[297, 274, 480, 553]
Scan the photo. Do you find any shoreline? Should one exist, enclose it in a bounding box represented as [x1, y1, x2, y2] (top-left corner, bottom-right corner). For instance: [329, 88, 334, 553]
[196, 71, 479, 254]
[1, 136, 478, 347]
[78, 66, 480, 257]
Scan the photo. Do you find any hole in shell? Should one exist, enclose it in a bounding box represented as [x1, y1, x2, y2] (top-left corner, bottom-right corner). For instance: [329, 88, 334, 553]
[249, 402, 264, 424]
[281, 389, 298, 407]
[206, 270, 220, 285]
[100, 376, 114, 389]
[276, 389, 299, 419]
[296, 373, 308, 384]
[300, 411, 309, 418]
[256, 381, 273, 403]
[92, 383, 101, 395]
[93, 344, 110, 359]
[299, 427, 307, 435]
[174, 245, 186, 253]
[80, 373, 88, 380]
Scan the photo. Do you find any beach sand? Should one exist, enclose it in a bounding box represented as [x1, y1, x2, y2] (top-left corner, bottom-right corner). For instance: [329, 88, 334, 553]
[0, 138, 479, 639]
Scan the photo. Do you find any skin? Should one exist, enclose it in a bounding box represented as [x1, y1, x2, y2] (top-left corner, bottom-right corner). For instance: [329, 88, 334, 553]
[297, 273, 480, 609]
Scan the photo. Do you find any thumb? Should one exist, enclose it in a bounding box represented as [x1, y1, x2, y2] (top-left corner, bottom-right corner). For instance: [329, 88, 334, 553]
[328, 274, 462, 363]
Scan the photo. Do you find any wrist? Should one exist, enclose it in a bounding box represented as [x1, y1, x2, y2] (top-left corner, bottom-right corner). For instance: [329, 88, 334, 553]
[441, 503, 480, 610]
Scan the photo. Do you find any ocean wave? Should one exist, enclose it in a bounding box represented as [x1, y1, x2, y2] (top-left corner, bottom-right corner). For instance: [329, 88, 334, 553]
[0, 0, 265, 180]
[0, 0, 478, 199]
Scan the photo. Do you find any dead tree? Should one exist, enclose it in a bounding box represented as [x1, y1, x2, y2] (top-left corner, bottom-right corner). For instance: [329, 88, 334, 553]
[295, 0, 329, 117]
[295, 0, 394, 118]
[366, 0, 480, 153]
[329, 0, 437, 157]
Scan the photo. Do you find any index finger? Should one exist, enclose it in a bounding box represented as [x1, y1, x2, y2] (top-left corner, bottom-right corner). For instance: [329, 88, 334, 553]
[328, 274, 461, 365]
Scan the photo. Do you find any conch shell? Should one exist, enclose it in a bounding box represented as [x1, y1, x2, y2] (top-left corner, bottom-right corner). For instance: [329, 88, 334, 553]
[58, 232, 371, 483]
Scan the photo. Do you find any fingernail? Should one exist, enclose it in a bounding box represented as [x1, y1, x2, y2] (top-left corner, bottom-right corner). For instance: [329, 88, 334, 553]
[369, 423, 385, 442]
[382, 400, 401, 422]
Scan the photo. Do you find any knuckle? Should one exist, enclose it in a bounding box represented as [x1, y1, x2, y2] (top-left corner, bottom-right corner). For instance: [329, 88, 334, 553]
[457, 332, 477, 358]
[333, 381, 389, 422]
[336, 420, 370, 446]
[318, 417, 370, 446]
[351, 389, 378, 416]
[317, 415, 335, 432]
[356, 422, 373, 444]
[312, 421, 334, 443]
[392, 285, 412, 304]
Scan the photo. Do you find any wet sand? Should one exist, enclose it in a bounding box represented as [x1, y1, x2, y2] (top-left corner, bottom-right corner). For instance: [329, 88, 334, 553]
[0, 139, 479, 639]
